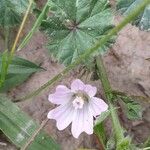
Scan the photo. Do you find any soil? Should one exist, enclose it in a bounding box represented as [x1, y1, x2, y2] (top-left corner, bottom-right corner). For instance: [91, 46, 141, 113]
[0, 1, 150, 150]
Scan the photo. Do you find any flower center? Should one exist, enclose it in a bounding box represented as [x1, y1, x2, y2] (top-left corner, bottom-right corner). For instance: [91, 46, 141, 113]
[72, 96, 84, 109]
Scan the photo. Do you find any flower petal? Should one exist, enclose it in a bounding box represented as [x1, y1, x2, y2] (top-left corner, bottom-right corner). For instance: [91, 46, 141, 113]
[71, 104, 93, 138]
[89, 97, 108, 117]
[84, 84, 97, 97]
[47, 103, 74, 130]
[71, 79, 85, 92]
[48, 85, 72, 104]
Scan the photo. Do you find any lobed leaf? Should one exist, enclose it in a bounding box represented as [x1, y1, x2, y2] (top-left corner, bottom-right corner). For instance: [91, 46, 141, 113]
[0, 0, 29, 27]
[126, 101, 142, 120]
[117, 0, 150, 31]
[0, 94, 60, 150]
[41, 0, 114, 66]
[119, 95, 142, 120]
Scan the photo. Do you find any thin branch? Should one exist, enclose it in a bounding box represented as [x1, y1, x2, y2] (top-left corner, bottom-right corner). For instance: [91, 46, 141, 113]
[96, 55, 124, 142]
[21, 118, 49, 150]
[15, 0, 150, 102]
[10, 0, 33, 58]
[17, 0, 50, 51]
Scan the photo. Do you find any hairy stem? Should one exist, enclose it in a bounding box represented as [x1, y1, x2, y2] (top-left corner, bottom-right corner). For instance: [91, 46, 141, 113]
[16, 0, 150, 102]
[96, 55, 124, 144]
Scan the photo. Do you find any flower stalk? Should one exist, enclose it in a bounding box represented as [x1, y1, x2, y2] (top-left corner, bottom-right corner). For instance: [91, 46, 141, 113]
[16, 0, 150, 102]
[96, 55, 125, 146]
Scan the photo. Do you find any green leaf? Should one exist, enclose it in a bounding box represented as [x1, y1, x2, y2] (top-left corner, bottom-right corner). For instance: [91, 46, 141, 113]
[0, 74, 30, 92]
[126, 101, 142, 120]
[0, 0, 29, 27]
[41, 0, 114, 66]
[0, 54, 44, 74]
[95, 110, 110, 126]
[10, 57, 44, 74]
[94, 123, 106, 148]
[94, 110, 111, 148]
[144, 136, 150, 147]
[116, 137, 131, 150]
[0, 94, 60, 150]
[120, 96, 142, 120]
[106, 135, 115, 150]
[117, 0, 150, 31]
[0, 54, 44, 92]
[0, 51, 9, 86]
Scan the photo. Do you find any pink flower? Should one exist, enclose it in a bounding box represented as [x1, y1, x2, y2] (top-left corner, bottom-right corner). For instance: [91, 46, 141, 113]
[47, 79, 108, 138]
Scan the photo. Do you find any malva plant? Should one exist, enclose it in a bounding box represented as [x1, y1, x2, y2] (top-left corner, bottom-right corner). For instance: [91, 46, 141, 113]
[0, 0, 150, 150]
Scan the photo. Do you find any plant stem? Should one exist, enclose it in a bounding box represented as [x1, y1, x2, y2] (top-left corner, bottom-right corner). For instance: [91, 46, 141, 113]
[17, 0, 50, 51]
[16, 0, 150, 102]
[0, 0, 33, 87]
[96, 55, 124, 144]
[4, 27, 9, 50]
[95, 55, 112, 98]
[9, 0, 33, 59]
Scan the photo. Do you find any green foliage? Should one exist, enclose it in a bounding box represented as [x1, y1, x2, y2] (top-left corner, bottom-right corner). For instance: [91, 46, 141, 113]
[116, 137, 131, 150]
[18, 1, 50, 50]
[0, 51, 9, 86]
[120, 96, 142, 120]
[116, 137, 140, 150]
[144, 136, 150, 147]
[117, 0, 150, 31]
[94, 123, 106, 148]
[106, 135, 115, 150]
[126, 101, 142, 120]
[0, 94, 60, 150]
[0, 53, 43, 92]
[41, 0, 114, 66]
[0, 0, 29, 27]
[95, 110, 110, 126]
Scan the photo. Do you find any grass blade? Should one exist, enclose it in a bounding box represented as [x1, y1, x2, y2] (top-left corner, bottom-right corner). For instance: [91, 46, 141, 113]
[0, 94, 60, 150]
[17, 1, 50, 51]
